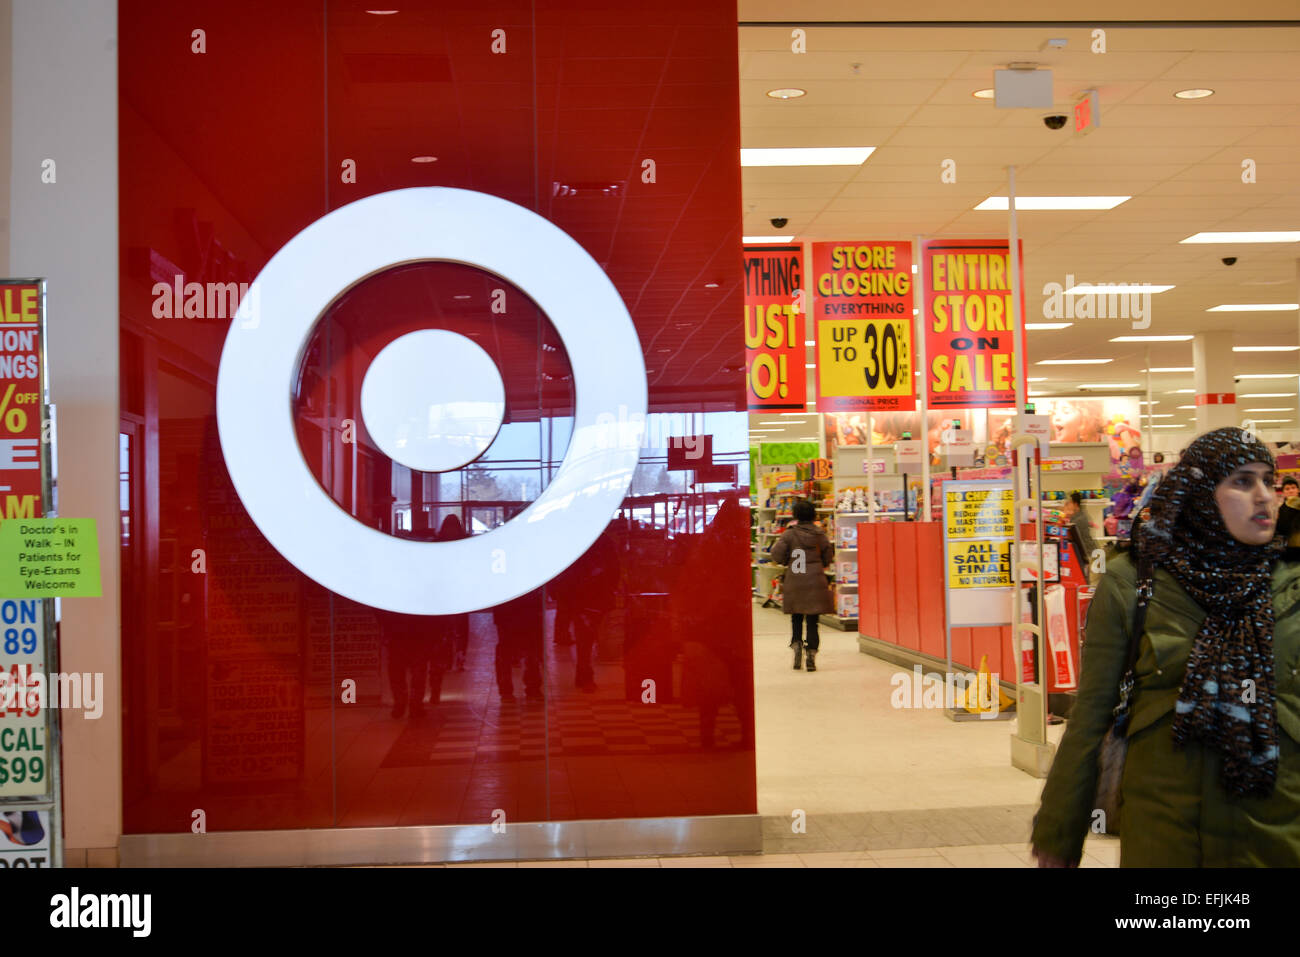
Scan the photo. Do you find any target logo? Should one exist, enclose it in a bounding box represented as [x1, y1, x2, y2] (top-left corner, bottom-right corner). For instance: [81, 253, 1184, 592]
[216, 188, 646, 615]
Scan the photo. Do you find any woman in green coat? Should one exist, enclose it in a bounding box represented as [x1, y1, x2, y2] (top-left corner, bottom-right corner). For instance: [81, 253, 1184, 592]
[1032, 427, 1300, 867]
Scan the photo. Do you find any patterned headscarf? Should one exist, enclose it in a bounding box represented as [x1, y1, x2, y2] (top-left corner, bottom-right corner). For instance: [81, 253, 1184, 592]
[1135, 427, 1282, 796]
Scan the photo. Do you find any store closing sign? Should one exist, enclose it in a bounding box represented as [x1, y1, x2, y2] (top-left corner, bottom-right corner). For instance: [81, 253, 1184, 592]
[812, 242, 915, 412]
[922, 240, 1027, 410]
[943, 480, 1015, 628]
[744, 245, 805, 410]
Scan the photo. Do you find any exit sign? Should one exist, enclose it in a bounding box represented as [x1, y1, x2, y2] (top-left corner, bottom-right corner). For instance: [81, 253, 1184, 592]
[1074, 90, 1100, 134]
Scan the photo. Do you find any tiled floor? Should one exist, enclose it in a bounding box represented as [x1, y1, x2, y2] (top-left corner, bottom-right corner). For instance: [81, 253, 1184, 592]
[386, 605, 1118, 868]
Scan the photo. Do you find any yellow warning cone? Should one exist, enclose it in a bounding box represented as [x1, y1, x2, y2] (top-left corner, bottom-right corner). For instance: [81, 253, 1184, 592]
[958, 654, 1016, 713]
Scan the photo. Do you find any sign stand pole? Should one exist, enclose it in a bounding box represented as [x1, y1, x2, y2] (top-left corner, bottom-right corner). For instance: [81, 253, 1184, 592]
[914, 234, 930, 521]
[866, 412, 875, 522]
[1009, 437, 1054, 774]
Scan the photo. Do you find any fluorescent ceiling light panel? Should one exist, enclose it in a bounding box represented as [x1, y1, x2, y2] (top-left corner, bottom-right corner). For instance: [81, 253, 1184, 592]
[1026, 323, 1073, 330]
[1147, 414, 1175, 418]
[1181, 232, 1300, 244]
[1233, 345, 1299, 351]
[1209, 304, 1298, 313]
[1244, 407, 1295, 412]
[741, 147, 874, 167]
[1236, 373, 1300, 379]
[1152, 424, 1190, 429]
[1079, 383, 1140, 389]
[1177, 405, 1196, 409]
[1240, 393, 1297, 398]
[1139, 400, 1159, 405]
[1036, 359, 1112, 365]
[1141, 367, 1195, 373]
[744, 235, 795, 243]
[1068, 285, 1174, 295]
[1170, 389, 1196, 394]
[1246, 419, 1293, 423]
[975, 196, 1130, 211]
[1111, 335, 1191, 342]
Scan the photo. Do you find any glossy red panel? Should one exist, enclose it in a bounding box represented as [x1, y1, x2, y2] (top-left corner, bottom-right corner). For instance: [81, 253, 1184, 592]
[119, 0, 752, 834]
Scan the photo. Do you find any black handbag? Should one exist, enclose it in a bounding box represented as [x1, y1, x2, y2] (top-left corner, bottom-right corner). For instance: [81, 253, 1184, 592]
[1092, 556, 1154, 836]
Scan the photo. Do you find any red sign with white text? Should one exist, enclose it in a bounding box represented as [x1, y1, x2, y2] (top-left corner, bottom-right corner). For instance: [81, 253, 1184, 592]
[744, 245, 806, 410]
[922, 239, 1027, 410]
[0, 283, 43, 521]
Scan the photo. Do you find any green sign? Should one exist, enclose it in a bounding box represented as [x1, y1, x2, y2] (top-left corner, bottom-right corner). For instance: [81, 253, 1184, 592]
[0, 518, 101, 597]
[759, 441, 818, 466]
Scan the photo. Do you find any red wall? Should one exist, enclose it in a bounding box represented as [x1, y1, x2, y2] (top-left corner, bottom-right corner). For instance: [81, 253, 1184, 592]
[856, 521, 1083, 692]
[119, 0, 753, 833]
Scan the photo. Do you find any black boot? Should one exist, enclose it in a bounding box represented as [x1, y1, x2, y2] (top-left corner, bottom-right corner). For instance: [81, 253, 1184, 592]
[791, 639, 803, 670]
[805, 648, 817, 672]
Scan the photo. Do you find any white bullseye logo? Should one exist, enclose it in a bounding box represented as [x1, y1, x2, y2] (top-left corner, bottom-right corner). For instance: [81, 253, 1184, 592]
[360, 329, 506, 473]
[216, 187, 646, 615]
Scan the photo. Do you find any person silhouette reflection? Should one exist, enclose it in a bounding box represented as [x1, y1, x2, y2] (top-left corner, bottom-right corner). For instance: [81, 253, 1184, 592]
[492, 588, 544, 702]
[550, 525, 622, 692]
[436, 514, 471, 672]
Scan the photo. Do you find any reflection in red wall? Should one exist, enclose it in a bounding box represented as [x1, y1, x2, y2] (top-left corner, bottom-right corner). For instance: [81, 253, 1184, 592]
[119, 0, 752, 834]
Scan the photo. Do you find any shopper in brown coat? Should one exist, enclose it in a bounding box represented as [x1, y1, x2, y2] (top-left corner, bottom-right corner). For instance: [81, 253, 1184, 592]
[769, 499, 835, 671]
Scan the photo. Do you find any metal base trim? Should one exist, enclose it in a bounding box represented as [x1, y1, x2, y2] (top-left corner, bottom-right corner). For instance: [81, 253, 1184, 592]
[119, 814, 763, 868]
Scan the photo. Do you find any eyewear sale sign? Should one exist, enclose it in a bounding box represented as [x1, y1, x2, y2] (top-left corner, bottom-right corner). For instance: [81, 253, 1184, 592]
[922, 240, 1027, 410]
[812, 242, 915, 412]
[944, 480, 1015, 628]
[744, 245, 806, 410]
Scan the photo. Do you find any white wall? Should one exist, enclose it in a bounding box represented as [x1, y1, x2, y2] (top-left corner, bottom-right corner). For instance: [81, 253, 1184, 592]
[8, 0, 119, 862]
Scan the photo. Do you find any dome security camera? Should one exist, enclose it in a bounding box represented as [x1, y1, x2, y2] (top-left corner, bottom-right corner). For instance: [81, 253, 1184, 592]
[1222, 257, 1237, 266]
[1042, 114, 1069, 130]
[770, 217, 788, 229]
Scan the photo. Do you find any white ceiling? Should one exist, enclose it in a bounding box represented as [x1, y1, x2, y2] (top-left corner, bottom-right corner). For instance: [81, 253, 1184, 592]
[739, 20, 1300, 437]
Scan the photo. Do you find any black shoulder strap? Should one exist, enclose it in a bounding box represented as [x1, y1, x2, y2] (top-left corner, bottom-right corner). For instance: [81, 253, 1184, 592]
[1123, 557, 1154, 673]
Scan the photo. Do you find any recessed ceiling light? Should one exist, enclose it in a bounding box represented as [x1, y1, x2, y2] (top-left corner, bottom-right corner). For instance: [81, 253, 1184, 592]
[1233, 345, 1299, 351]
[1181, 232, 1300, 244]
[743, 235, 795, 243]
[1140, 367, 1195, 373]
[1174, 88, 1214, 99]
[1078, 383, 1140, 389]
[1068, 284, 1174, 295]
[1036, 359, 1112, 365]
[741, 147, 875, 167]
[1237, 373, 1300, 379]
[1111, 335, 1192, 342]
[972, 88, 995, 99]
[1026, 323, 1073, 330]
[1209, 304, 1299, 312]
[766, 88, 806, 99]
[1244, 407, 1295, 412]
[1240, 392, 1297, 398]
[411, 155, 438, 163]
[975, 196, 1130, 211]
